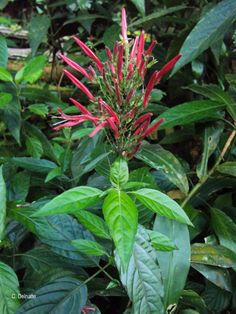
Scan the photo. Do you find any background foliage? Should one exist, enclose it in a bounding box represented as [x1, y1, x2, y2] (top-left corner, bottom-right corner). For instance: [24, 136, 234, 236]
[0, 0, 236, 313]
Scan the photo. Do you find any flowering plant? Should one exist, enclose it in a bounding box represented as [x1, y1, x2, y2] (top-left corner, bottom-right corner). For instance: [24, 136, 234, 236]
[55, 8, 181, 158]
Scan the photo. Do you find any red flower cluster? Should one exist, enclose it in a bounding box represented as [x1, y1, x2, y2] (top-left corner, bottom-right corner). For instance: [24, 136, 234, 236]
[55, 8, 181, 158]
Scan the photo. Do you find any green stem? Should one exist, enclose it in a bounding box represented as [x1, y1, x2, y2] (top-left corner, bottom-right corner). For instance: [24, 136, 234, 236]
[181, 128, 236, 208]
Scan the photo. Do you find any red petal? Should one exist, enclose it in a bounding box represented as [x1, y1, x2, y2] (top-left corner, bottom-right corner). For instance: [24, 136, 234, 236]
[121, 7, 128, 43]
[89, 121, 108, 137]
[64, 70, 94, 100]
[69, 98, 92, 115]
[155, 53, 182, 83]
[59, 54, 91, 80]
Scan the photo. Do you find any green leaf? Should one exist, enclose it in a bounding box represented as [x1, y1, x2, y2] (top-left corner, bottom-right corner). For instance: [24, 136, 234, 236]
[0, 166, 6, 241]
[196, 124, 223, 180]
[116, 225, 164, 314]
[0, 66, 13, 82]
[11, 157, 57, 173]
[0, 36, 8, 67]
[102, 24, 120, 49]
[191, 264, 232, 292]
[29, 15, 50, 56]
[71, 128, 94, 140]
[28, 103, 49, 117]
[3, 99, 21, 144]
[110, 157, 129, 188]
[180, 290, 207, 313]
[136, 143, 189, 194]
[211, 207, 236, 267]
[191, 244, 236, 268]
[131, 0, 145, 16]
[71, 239, 108, 257]
[154, 216, 191, 308]
[103, 189, 138, 271]
[45, 167, 62, 182]
[0, 92, 12, 109]
[25, 136, 43, 158]
[16, 277, 87, 314]
[185, 84, 233, 105]
[129, 5, 186, 28]
[132, 188, 192, 225]
[154, 100, 225, 130]
[74, 209, 111, 240]
[217, 162, 236, 177]
[16, 55, 47, 84]
[0, 262, 20, 314]
[34, 186, 102, 217]
[148, 230, 177, 251]
[172, 0, 236, 74]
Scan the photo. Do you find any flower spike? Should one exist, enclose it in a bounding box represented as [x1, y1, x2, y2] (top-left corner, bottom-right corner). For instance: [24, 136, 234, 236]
[72, 36, 103, 72]
[64, 70, 94, 101]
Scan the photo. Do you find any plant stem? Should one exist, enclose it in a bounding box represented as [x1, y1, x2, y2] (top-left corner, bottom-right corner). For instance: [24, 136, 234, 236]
[181, 128, 236, 208]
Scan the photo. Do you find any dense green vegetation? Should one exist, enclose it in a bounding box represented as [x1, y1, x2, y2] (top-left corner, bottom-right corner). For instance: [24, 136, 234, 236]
[0, 1, 236, 313]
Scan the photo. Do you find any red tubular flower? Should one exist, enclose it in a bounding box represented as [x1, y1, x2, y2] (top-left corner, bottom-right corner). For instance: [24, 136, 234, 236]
[125, 88, 135, 103]
[72, 36, 103, 72]
[98, 98, 120, 123]
[89, 121, 108, 137]
[59, 54, 91, 80]
[133, 118, 150, 137]
[53, 113, 98, 131]
[145, 40, 157, 56]
[106, 117, 120, 138]
[128, 142, 142, 159]
[130, 36, 139, 60]
[136, 31, 145, 67]
[125, 106, 137, 119]
[126, 68, 134, 80]
[117, 45, 123, 81]
[143, 71, 158, 108]
[105, 47, 113, 61]
[114, 79, 121, 104]
[132, 113, 153, 129]
[121, 7, 128, 44]
[143, 118, 165, 137]
[88, 65, 96, 79]
[113, 41, 118, 57]
[155, 53, 182, 83]
[64, 70, 95, 101]
[69, 98, 92, 115]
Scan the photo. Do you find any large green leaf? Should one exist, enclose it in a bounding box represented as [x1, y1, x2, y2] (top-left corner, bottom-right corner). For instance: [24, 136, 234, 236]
[16, 277, 87, 314]
[103, 189, 138, 271]
[0, 67, 13, 82]
[11, 157, 57, 173]
[116, 226, 164, 314]
[191, 244, 236, 268]
[74, 209, 111, 240]
[191, 264, 232, 292]
[211, 207, 236, 259]
[110, 157, 129, 188]
[29, 15, 50, 56]
[129, 5, 186, 28]
[217, 162, 236, 177]
[71, 239, 108, 257]
[0, 93, 12, 109]
[154, 216, 191, 308]
[136, 143, 189, 194]
[148, 230, 177, 252]
[131, 0, 145, 16]
[0, 36, 8, 67]
[172, 0, 236, 73]
[132, 188, 192, 225]
[33, 186, 102, 217]
[3, 99, 21, 144]
[154, 100, 225, 130]
[16, 56, 47, 84]
[0, 262, 20, 314]
[0, 166, 6, 241]
[11, 203, 99, 266]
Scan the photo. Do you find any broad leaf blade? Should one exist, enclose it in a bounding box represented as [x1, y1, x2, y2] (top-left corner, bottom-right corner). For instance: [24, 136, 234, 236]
[132, 188, 192, 225]
[116, 225, 164, 314]
[33, 186, 102, 216]
[136, 143, 189, 194]
[71, 239, 108, 257]
[0, 166, 6, 241]
[154, 216, 191, 309]
[0, 262, 20, 314]
[154, 100, 225, 130]
[103, 189, 138, 270]
[16, 277, 87, 314]
[172, 0, 236, 73]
